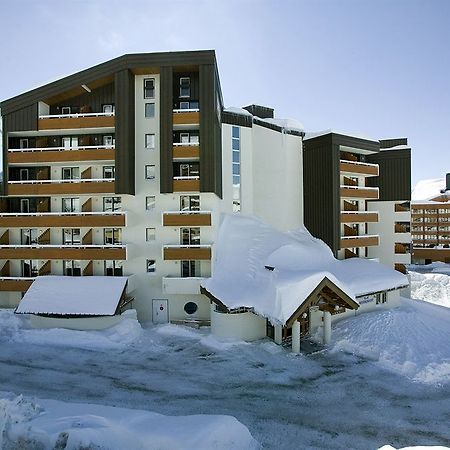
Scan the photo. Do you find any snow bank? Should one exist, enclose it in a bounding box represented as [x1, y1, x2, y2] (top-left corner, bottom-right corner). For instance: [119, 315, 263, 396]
[224, 106, 252, 116]
[331, 298, 450, 384]
[380, 446, 449, 450]
[0, 309, 142, 350]
[412, 178, 446, 201]
[0, 395, 259, 450]
[410, 271, 450, 308]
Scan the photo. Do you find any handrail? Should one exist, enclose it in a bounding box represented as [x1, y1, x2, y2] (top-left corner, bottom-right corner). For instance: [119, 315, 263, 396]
[0, 211, 125, 217]
[172, 142, 199, 147]
[340, 185, 379, 191]
[340, 159, 379, 169]
[341, 211, 378, 215]
[163, 244, 212, 248]
[0, 277, 36, 281]
[173, 176, 200, 180]
[172, 108, 200, 113]
[0, 244, 126, 249]
[9, 178, 115, 184]
[8, 145, 114, 153]
[163, 210, 211, 215]
[341, 234, 379, 240]
[39, 112, 115, 119]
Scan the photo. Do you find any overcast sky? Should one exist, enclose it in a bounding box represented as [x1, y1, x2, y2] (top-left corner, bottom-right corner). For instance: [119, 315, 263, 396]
[1, 0, 449, 185]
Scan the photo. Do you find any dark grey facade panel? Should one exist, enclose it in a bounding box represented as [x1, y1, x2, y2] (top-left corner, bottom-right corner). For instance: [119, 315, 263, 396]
[331, 133, 380, 153]
[243, 104, 274, 119]
[221, 111, 253, 127]
[49, 82, 114, 114]
[303, 135, 340, 255]
[114, 69, 135, 195]
[159, 66, 174, 194]
[1, 51, 217, 115]
[379, 138, 408, 149]
[199, 64, 222, 198]
[367, 149, 411, 201]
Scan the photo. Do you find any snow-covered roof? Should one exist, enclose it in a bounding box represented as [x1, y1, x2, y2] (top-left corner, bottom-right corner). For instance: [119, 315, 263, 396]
[304, 129, 378, 142]
[201, 215, 408, 325]
[15, 276, 128, 316]
[223, 106, 253, 117]
[256, 117, 304, 133]
[412, 178, 446, 201]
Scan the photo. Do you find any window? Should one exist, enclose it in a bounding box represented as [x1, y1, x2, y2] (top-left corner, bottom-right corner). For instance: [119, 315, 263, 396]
[181, 260, 200, 278]
[145, 103, 155, 118]
[180, 101, 190, 110]
[180, 227, 200, 245]
[103, 197, 121, 212]
[62, 136, 78, 149]
[144, 78, 155, 99]
[19, 169, 29, 181]
[62, 197, 80, 213]
[19, 138, 29, 149]
[104, 228, 121, 245]
[103, 166, 115, 179]
[180, 133, 190, 144]
[376, 292, 387, 305]
[145, 134, 155, 149]
[22, 260, 39, 277]
[104, 260, 123, 276]
[178, 163, 199, 177]
[180, 195, 200, 211]
[61, 106, 71, 115]
[146, 196, 156, 211]
[20, 199, 30, 213]
[62, 167, 80, 180]
[62, 228, 81, 245]
[184, 302, 198, 315]
[146, 259, 156, 273]
[103, 135, 114, 147]
[146, 228, 156, 241]
[103, 104, 115, 114]
[145, 165, 155, 180]
[179, 77, 190, 97]
[232, 126, 241, 212]
[63, 260, 81, 276]
[21, 229, 38, 245]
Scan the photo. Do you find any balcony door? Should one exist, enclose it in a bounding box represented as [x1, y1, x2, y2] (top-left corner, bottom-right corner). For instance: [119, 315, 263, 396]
[180, 227, 200, 246]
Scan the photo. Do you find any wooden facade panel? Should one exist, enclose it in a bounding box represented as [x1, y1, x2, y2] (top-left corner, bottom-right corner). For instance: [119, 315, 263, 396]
[173, 179, 200, 192]
[0, 214, 125, 228]
[8, 181, 115, 196]
[162, 213, 211, 226]
[340, 235, 379, 249]
[340, 212, 379, 223]
[172, 146, 200, 159]
[0, 247, 126, 260]
[8, 148, 115, 164]
[340, 187, 379, 199]
[163, 247, 211, 260]
[340, 161, 379, 176]
[413, 248, 450, 262]
[38, 115, 115, 130]
[172, 111, 200, 125]
[0, 279, 33, 292]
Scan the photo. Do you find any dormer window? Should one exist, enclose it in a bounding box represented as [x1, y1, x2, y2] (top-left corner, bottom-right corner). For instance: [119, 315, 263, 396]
[179, 77, 190, 98]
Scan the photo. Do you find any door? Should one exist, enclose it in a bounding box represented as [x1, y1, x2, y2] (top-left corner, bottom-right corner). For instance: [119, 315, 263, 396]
[152, 299, 168, 324]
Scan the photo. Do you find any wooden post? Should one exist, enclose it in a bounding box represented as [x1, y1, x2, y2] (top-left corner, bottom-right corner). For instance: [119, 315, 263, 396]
[292, 321, 301, 354]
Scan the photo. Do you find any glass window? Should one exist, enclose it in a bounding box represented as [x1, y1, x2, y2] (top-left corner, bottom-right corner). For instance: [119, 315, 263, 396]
[181, 260, 200, 277]
[103, 197, 121, 212]
[103, 166, 115, 179]
[62, 197, 80, 213]
[146, 259, 156, 273]
[103, 135, 114, 147]
[21, 229, 38, 245]
[144, 79, 155, 99]
[180, 101, 190, 110]
[145, 165, 156, 180]
[22, 260, 39, 277]
[232, 126, 240, 139]
[103, 104, 115, 114]
[146, 228, 156, 241]
[180, 133, 190, 144]
[62, 228, 81, 245]
[104, 228, 121, 245]
[104, 260, 123, 276]
[19, 138, 29, 149]
[145, 103, 155, 118]
[20, 199, 30, 213]
[146, 196, 156, 210]
[180, 227, 200, 245]
[232, 139, 240, 151]
[63, 260, 81, 276]
[180, 195, 200, 211]
[179, 77, 191, 97]
[145, 134, 155, 149]
[61, 106, 71, 115]
[62, 167, 80, 180]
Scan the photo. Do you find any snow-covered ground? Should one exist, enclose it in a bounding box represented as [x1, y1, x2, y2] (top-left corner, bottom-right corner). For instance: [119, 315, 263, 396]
[1, 304, 450, 449]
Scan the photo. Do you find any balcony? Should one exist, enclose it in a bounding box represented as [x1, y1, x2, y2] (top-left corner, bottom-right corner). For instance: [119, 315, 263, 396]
[162, 211, 211, 227]
[173, 176, 200, 192]
[172, 143, 200, 160]
[340, 235, 379, 249]
[162, 276, 206, 294]
[38, 112, 115, 131]
[340, 185, 379, 200]
[340, 160, 379, 177]
[0, 211, 125, 228]
[8, 145, 115, 164]
[163, 245, 212, 261]
[0, 277, 34, 292]
[0, 245, 126, 260]
[8, 178, 115, 196]
[340, 211, 379, 223]
[172, 109, 200, 127]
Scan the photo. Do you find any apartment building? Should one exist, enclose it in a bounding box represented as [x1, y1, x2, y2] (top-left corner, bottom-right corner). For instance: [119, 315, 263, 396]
[411, 173, 450, 264]
[302, 132, 411, 273]
[0, 51, 305, 323]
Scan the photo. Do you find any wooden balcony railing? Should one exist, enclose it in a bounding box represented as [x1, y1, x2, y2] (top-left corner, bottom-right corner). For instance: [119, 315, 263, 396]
[340, 160, 379, 177]
[340, 235, 379, 249]
[340, 185, 379, 200]
[163, 245, 211, 261]
[173, 177, 200, 192]
[38, 112, 115, 130]
[8, 179, 115, 196]
[341, 211, 379, 223]
[162, 211, 211, 226]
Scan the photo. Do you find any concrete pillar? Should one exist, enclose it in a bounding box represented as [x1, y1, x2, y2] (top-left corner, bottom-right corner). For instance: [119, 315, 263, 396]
[323, 311, 331, 344]
[274, 325, 283, 345]
[292, 321, 301, 354]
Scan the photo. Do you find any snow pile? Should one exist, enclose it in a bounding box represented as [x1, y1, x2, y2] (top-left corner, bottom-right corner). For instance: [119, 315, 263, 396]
[223, 106, 252, 116]
[0, 395, 259, 450]
[332, 298, 450, 384]
[202, 215, 407, 324]
[380, 446, 449, 450]
[0, 309, 142, 350]
[412, 178, 446, 201]
[410, 271, 450, 308]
